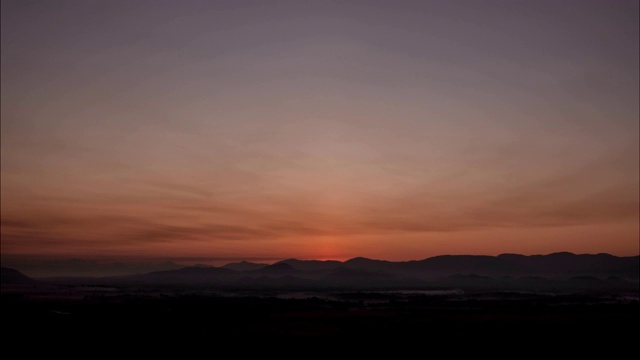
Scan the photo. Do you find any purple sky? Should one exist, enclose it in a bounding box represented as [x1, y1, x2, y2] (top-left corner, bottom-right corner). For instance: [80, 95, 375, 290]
[1, 0, 638, 263]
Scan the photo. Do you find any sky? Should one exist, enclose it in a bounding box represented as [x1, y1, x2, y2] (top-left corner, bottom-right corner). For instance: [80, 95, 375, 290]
[1, 0, 638, 265]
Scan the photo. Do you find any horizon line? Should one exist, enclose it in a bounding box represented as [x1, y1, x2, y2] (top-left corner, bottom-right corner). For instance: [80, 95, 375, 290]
[3, 250, 640, 267]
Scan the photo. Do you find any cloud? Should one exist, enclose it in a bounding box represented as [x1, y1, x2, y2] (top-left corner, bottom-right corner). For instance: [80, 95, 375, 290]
[0, 219, 32, 229]
[128, 223, 275, 243]
[143, 180, 216, 199]
[1, 140, 637, 259]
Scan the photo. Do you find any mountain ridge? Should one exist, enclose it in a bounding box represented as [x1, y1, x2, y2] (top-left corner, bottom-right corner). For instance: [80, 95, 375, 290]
[5, 253, 637, 291]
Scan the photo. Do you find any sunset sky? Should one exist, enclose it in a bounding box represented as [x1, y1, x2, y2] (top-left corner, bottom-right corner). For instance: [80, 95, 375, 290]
[1, 0, 638, 264]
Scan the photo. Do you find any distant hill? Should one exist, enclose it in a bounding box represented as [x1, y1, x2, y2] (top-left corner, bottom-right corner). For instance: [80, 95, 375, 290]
[496, 252, 639, 277]
[322, 267, 424, 288]
[343, 257, 395, 272]
[251, 262, 299, 276]
[0, 259, 185, 278]
[1, 267, 36, 285]
[16, 252, 639, 293]
[222, 261, 268, 271]
[276, 259, 343, 272]
[279, 253, 639, 280]
[129, 266, 236, 285]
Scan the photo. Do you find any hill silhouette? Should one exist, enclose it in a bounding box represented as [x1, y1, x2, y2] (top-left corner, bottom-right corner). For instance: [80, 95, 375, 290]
[276, 259, 343, 271]
[276, 252, 639, 279]
[0, 259, 184, 277]
[1, 267, 35, 285]
[222, 261, 268, 271]
[12, 252, 638, 292]
[128, 266, 236, 285]
[251, 262, 299, 276]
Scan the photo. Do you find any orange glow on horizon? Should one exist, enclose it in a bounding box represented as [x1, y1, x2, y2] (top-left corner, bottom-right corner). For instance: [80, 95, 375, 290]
[1, 0, 638, 262]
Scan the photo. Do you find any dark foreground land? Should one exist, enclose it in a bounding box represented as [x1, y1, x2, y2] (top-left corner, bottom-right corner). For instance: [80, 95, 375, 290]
[3, 285, 638, 352]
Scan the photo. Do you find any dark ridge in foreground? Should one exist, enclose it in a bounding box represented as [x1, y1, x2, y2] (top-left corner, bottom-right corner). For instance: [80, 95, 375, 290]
[1, 267, 35, 285]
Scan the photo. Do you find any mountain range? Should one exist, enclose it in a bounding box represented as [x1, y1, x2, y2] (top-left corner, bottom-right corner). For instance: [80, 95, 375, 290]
[0, 258, 184, 277]
[3, 252, 638, 292]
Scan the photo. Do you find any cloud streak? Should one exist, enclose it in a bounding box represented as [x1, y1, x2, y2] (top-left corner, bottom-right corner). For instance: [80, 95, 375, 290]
[1, 0, 638, 259]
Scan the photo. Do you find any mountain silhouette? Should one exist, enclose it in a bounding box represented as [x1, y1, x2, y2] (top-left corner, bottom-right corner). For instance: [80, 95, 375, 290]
[277, 253, 639, 279]
[222, 261, 268, 271]
[496, 252, 639, 276]
[322, 267, 425, 288]
[323, 267, 388, 284]
[275, 259, 343, 271]
[129, 266, 236, 285]
[344, 257, 394, 270]
[0, 259, 184, 277]
[251, 262, 299, 276]
[18, 252, 638, 292]
[1, 267, 36, 285]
